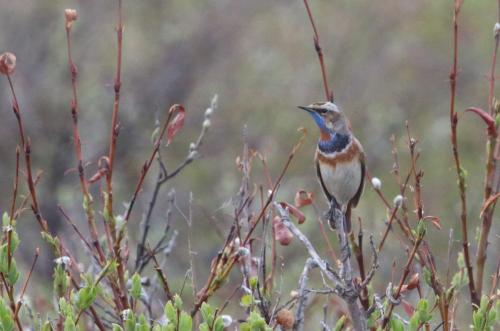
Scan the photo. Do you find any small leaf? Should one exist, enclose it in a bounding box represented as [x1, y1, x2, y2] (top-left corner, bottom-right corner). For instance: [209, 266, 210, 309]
[200, 302, 213, 326]
[164, 301, 176, 325]
[334, 315, 346, 331]
[240, 294, 253, 307]
[390, 318, 405, 331]
[479, 192, 500, 218]
[166, 104, 186, 145]
[401, 300, 415, 317]
[423, 215, 441, 230]
[130, 273, 142, 299]
[465, 107, 497, 136]
[178, 312, 192, 331]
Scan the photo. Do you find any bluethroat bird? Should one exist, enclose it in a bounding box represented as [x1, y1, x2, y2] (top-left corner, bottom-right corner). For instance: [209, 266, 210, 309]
[298, 102, 365, 232]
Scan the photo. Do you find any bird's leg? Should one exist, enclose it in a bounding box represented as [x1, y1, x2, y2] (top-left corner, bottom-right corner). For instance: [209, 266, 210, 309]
[325, 198, 341, 230]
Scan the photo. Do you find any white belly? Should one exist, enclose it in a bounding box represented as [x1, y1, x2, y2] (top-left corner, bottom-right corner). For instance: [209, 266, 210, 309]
[319, 160, 361, 206]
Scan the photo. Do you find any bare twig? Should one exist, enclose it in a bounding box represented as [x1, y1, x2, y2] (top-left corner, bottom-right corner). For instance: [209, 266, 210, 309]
[476, 0, 500, 296]
[65, 11, 104, 263]
[448, 0, 479, 307]
[302, 0, 333, 101]
[293, 258, 318, 331]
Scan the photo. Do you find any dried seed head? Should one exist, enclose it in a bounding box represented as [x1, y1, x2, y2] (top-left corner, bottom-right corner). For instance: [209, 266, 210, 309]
[494, 22, 500, 36]
[371, 177, 382, 190]
[0, 52, 16, 75]
[276, 309, 294, 330]
[65, 9, 78, 29]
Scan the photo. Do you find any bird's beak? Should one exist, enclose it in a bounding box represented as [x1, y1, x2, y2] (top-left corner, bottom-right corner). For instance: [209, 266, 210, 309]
[297, 106, 314, 113]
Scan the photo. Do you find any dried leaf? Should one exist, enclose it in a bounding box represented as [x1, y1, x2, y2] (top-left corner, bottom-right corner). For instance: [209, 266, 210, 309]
[479, 192, 500, 218]
[401, 300, 415, 317]
[273, 216, 293, 246]
[294, 190, 314, 208]
[279, 202, 306, 224]
[423, 215, 441, 230]
[465, 107, 497, 136]
[166, 104, 185, 145]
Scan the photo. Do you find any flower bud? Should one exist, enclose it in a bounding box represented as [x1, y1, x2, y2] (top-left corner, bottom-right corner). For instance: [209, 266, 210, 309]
[203, 119, 211, 129]
[54, 256, 71, 266]
[65, 9, 78, 29]
[0, 52, 16, 75]
[237, 247, 250, 257]
[393, 194, 404, 208]
[221, 315, 233, 327]
[371, 177, 382, 190]
[205, 107, 213, 118]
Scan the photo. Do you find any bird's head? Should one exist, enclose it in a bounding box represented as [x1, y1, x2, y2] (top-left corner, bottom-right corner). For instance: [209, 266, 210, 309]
[298, 102, 350, 139]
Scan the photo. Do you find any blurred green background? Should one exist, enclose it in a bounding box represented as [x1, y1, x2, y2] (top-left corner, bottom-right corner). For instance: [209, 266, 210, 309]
[0, 0, 498, 326]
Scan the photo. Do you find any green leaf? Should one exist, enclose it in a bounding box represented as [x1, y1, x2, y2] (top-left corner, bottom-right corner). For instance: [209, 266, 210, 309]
[130, 273, 142, 299]
[174, 294, 183, 310]
[164, 301, 176, 325]
[334, 315, 346, 331]
[390, 318, 404, 331]
[58, 297, 74, 318]
[124, 310, 136, 331]
[41, 321, 52, 331]
[178, 312, 192, 331]
[213, 316, 225, 331]
[0, 298, 14, 331]
[408, 315, 420, 331]
[249, 277, 258, 290]
[6, 259, 19, 285]
[75, 284, 99, 311]
[200, 302, 214, 326]
[240, 294, 253, 307]
[63, 316, 76, 331]
[2, 212, 10, 227]
[112, 324, 124, 331]
[53, 264, 69, 298]
[138, 314, 149, 331]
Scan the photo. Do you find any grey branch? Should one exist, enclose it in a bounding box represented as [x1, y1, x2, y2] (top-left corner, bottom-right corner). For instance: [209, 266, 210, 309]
[293, 258, 318, 331]
[275, 203, 368, 331]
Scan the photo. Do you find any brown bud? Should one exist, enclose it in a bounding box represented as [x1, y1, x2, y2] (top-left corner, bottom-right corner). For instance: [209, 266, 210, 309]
[406, 272, 420, 290]
[0, 52, 16, 75]
[276, 309, 294, 330]
[273, 216, 293, 246]
[65, 9, 78, 29]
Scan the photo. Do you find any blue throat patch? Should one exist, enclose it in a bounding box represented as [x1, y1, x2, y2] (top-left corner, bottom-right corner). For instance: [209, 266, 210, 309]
[318, 133, 350, 153]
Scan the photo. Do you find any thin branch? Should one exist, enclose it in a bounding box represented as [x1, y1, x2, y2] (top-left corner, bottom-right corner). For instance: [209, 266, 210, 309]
[448, 0, 479, 306]
[64, 9, 104, 263]
[302, 0, 333, 101]
[293, 258, 318, 331]
[476, 0, 500, 296]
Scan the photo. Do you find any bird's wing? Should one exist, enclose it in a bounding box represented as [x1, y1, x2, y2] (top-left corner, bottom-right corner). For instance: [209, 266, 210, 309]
[316, 160, 333, 202]
[350, 150, 365, 208]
